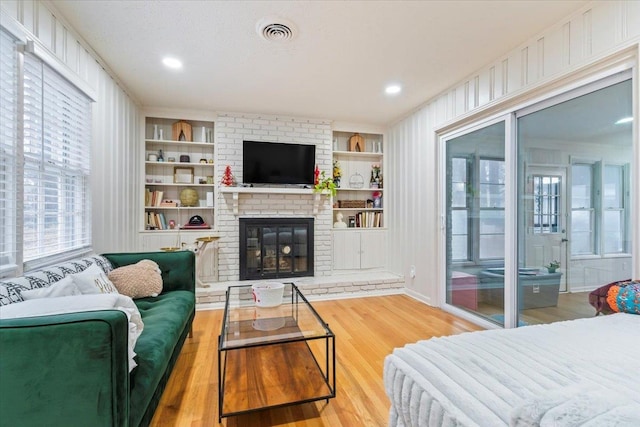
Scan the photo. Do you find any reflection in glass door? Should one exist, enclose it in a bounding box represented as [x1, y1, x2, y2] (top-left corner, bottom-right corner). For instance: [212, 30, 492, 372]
[517, 77, 633, 325]
[445, 121, 506, 325]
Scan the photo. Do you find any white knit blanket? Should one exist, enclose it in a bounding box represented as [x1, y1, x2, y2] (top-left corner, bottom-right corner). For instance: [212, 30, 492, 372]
[384, 313, 640, 427]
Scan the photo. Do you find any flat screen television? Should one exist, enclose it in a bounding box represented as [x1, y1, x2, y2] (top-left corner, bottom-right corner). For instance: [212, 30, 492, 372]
[243, 141, 316, 185]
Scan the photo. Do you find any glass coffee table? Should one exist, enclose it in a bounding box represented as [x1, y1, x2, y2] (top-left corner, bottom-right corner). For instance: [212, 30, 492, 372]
[218, 283, 335, 422]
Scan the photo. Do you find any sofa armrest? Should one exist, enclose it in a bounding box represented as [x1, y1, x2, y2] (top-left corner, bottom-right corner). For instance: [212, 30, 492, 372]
[102, 251, 196, 294]
[0, 310, 130, 427]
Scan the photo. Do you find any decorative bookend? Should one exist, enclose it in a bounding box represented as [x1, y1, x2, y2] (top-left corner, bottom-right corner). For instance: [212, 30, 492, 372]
[348, 133, 364, 152]
[172, 120, 192, 142]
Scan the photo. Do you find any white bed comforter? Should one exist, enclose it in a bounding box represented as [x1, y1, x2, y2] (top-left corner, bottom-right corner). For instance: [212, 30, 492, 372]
[383, 313, 640, 427]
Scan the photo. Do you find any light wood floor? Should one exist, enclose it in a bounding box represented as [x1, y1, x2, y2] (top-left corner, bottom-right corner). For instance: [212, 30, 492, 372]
[475, 291, 596, 325]
[150, 295, 482, 427]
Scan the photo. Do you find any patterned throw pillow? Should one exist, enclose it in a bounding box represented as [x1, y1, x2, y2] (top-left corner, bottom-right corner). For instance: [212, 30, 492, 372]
[21, 276, 82, 300]
[0, 255, 114, 306]
[606, 280, 640, 315]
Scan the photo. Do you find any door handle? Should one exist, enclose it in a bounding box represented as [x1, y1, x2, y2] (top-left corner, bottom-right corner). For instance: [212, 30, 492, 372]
[561, 238, 569, 242]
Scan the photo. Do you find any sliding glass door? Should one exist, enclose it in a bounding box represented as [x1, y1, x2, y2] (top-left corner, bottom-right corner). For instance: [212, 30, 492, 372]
[516, 77, 633, 325]
[443, 72, 634, 328]
[445, 121, 507, 325]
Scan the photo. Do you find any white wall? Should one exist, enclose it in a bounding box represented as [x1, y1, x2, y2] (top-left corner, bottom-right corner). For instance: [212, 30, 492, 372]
[386, 0, 640, 305]
[1, 0, 140, 254]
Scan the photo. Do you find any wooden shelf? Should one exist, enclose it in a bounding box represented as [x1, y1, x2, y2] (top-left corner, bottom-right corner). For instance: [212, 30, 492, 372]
[335, 187, 383, 192]
[144, 206, 214, 210]
[144, 183, 216, 187]
[333, 150, 382, 158]
[334, 208, 383, 211]
[145, 139, 214, 148]
[145, 161, 214, 167]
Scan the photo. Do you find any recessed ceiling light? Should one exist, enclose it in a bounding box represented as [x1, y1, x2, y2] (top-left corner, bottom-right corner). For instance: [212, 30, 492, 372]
[162, 57, 183, 69]
[385, 84, 402, 95]
[615, 116, 633, 124]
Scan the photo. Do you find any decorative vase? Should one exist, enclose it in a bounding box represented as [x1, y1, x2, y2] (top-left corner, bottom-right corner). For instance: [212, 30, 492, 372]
[180, 188, 199, 207]
[547, 268, 557, 274]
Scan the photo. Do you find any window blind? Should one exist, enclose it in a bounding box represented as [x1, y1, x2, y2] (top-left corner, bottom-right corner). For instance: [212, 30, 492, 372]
[0, 28, 19, 276]
[22, 53, 92, 269]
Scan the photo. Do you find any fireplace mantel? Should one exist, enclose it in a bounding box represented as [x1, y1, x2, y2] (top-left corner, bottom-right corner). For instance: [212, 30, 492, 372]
[219, 187, 329, 215]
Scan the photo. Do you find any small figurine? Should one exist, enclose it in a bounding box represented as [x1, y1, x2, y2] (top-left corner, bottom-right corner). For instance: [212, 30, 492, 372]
[334, 212, 347, 228]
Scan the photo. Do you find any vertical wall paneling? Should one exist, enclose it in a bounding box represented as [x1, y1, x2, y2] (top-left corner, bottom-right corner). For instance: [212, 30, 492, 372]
[387, 0, 640, 303]
[464, 81, 470, 113]
[521, 47, 529, 86]
[562, 22, 572, 67]
[20, 1, 33, 34]
[489, 66, 496, 101]
[501, 58, 509, 96]
[537, 37, 545, 80]
[54, 19, 62, 57]
[582, 9, 593, 58]
[617, 1, 628, 43]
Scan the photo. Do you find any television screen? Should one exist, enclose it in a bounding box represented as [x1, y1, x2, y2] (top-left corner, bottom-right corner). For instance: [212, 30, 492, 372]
[243, 141, 316, 185]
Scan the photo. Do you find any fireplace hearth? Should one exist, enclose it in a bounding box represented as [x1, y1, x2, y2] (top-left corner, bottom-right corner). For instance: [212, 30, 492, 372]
[239, 218, 314, 280]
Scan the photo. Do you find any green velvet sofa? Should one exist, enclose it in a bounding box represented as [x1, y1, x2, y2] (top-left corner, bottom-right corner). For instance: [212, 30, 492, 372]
[0, 251, 196, 427]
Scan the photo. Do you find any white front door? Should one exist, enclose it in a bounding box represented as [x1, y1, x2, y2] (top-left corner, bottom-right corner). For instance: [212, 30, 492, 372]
[524, 166, 568, 292]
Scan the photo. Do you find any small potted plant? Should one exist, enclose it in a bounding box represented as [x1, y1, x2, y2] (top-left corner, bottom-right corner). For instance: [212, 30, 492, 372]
[545, 260, 560, 273]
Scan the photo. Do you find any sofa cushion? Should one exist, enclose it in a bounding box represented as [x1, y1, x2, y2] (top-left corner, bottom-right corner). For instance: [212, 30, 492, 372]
[129, 290, 195, 426]
[0, 255, 113, 306]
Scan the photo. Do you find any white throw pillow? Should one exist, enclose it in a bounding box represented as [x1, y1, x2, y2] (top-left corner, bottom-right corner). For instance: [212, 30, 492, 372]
[72, 264, 119, 295]
[21, 276, 81, 300]
[0, 293, 144, 372]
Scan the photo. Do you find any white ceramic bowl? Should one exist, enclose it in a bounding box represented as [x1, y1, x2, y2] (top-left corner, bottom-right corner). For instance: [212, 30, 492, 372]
[251, 282, 285, 308]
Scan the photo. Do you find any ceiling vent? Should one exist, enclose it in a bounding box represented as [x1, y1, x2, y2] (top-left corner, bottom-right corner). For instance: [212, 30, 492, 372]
[256, 17, 296, 42]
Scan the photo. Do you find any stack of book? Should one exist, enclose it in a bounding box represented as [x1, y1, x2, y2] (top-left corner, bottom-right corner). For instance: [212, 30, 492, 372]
[146, 211, 169, 230]
[145, 189, 164, 207]
[352, 211, 383, 228]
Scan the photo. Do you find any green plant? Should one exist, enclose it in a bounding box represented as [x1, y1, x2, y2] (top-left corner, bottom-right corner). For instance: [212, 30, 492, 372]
[313, 170, 337, 197]
[545, 260, 560, 269]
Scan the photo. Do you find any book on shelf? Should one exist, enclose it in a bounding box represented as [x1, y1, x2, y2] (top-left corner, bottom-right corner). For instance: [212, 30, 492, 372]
[353, 211, 383, 228]
[145, 189, 164, 207]
[145, 211, 171, 230]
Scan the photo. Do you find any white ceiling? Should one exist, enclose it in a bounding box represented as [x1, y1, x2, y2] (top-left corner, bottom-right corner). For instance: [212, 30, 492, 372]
[50, 0, 589, 127]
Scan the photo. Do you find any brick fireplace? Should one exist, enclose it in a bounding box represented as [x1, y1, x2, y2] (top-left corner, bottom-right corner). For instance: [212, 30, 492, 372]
[214, 112, 333, 282]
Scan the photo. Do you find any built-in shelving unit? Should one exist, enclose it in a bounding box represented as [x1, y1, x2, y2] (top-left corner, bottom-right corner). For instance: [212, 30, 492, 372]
[332, 131, 384, 229]
[331, 130, 386, 272]
[143, 116, 215, 232]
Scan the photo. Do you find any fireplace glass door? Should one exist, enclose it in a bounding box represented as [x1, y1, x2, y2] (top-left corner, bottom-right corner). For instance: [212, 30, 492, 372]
[240, 218, 314, 280]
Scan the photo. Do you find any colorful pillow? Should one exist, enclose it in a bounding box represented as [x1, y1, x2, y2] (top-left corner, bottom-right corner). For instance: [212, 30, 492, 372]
[20, 276, 81, 300]
[108, 259, 163, 299]
[606, 280, 640, 315]
[71, 264, 119, 295]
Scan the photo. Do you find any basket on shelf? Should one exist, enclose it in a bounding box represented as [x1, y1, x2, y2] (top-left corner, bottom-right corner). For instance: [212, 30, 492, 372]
[338, 200, 367, 208]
